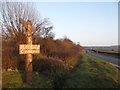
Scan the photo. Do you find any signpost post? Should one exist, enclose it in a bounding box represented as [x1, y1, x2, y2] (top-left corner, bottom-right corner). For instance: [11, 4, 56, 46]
[19, 20, 40, 84]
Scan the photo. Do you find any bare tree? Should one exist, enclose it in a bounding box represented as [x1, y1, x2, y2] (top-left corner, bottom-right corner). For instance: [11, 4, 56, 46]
[0, 2, 53, 45]
[0, 2, 54, 71]
[0, 2, 55, 85]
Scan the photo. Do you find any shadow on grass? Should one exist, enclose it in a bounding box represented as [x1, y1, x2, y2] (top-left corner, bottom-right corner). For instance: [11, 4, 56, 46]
[32, 57, 68, 88]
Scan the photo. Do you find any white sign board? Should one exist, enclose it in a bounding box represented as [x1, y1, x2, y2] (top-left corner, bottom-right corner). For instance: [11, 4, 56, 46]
[19, 44, 40, 54]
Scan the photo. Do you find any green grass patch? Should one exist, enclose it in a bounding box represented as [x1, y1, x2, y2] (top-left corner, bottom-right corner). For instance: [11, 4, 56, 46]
[2, 71, 53, 88]
[2, 71, 23, 88]
[63, 51, 120, 88]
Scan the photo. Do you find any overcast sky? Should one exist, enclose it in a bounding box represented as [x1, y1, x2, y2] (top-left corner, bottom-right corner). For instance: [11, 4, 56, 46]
[35, 2, 117, 46]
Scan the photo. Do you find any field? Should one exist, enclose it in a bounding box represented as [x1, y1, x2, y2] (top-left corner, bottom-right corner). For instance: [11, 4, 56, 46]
[2, 50, 120, 88]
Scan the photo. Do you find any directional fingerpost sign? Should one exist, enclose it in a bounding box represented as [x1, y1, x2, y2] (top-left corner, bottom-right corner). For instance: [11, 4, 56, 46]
[19, 19, 40, 85]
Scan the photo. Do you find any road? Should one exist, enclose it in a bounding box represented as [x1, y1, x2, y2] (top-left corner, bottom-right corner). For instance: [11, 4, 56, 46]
[85, 49, 120, 69]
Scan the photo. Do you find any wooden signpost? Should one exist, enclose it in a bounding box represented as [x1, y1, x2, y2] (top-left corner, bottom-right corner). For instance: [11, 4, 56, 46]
[19, 20, 40, 84]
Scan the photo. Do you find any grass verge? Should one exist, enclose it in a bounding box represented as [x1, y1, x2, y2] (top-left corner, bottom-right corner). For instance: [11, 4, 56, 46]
[2, 71, 53, 88]
[63, 51, 120, 88]
[2, 50, 120, 88]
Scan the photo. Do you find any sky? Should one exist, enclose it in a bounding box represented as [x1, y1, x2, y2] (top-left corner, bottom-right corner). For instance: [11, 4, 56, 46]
[34, 2, 118, 46]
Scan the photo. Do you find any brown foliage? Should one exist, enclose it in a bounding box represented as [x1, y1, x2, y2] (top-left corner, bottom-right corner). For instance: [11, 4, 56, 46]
[36, 37, 83, 61]
[0, 2, 54, 70]
[0, 2, 83, 71]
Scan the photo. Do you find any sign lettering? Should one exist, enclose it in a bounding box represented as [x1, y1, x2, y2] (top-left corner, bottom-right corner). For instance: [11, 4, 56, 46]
[19, 45, 40, 54]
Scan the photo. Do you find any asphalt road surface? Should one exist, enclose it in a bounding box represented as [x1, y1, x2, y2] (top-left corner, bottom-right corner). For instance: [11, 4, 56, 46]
[85, 49, 120, 69]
